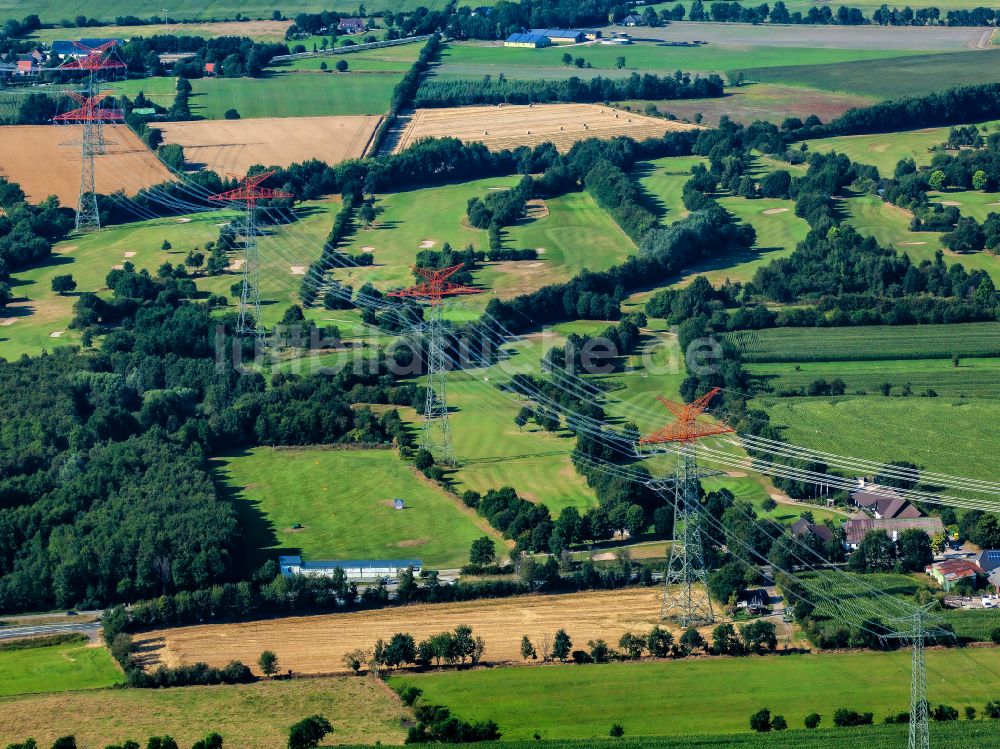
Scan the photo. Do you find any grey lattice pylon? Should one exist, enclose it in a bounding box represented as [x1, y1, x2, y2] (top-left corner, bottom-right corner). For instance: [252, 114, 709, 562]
[75, 114, 101, 230]
[903, 607, 931, 749]
[420, 304, 456, 466]
[659, 443, 715, 627]
[236, 209, 263, 339]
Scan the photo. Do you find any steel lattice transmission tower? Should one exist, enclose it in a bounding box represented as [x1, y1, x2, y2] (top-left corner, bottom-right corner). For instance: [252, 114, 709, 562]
[388, 264, 479, 466]
[55, 42, 126, 230]
[209, 171, 293, 339]
[894, 606, 932, 749]
[638, 387, 734, 626]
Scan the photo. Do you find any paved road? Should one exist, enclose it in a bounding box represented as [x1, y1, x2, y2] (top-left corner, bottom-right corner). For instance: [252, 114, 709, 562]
[0, 621, 100, 641]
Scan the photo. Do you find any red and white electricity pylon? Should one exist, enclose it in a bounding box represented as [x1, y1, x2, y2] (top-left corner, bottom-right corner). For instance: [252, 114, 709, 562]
[388, 264, 479, 465]
[209, 171, 293, 339]
[55, 41, 127, 230]
[53, 92, 124, 229]
[638, 387, 733, 625]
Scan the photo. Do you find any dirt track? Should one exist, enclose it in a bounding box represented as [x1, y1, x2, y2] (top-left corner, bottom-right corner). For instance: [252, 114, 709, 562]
[0, 125, 173, 206]
[395, 104, 698, 153]
[137, 588, 669, 675]
[158, 115, 383, 175]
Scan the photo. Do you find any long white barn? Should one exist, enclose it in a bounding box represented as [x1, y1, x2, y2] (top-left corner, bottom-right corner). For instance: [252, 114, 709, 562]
[279, 555, 422, 581]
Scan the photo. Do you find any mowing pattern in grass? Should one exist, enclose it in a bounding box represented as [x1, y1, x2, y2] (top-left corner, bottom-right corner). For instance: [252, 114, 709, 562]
[390, 649, 1000, 739]
[217, 447, 499, 570]
[0, 640, 120, 697]
[746, 357, 1000, 399]
[729, 323, 1000, 362]
[0, 202, 338, 358]
[747, 48, 1000, 99]
[842, 194, 1000, 283]
[0, 676, 407, 749]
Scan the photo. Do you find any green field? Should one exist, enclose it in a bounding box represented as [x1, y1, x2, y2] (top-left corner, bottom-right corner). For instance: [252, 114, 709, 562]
[433, 40, 925, 82]
[217, 447, 501, 569]
[842, 194, 1000, 282]
[748, 49, 1000, 99]
[927, 187, 1000, 223]
[747, 357, 1000, 399]
[757, 396, 1000, 490]
[635, 155, 809, 285]
[804, 121, 1000, 176]
[730, 322, 1000, 362]
[0, 201, 338, 358]
[391, 649, 1000, 740]
[114, 70, 401, 118]
[0, 639, 120, 697]
[274, 41, 423, 73]
[331, 178, 634, 313]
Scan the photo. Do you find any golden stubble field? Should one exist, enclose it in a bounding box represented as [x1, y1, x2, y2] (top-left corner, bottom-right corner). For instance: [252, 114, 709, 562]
[138, 588, 668, 675]
[158, 115, 383, 175]
[395, 103, 700, 153]
[0, 125, 174, 206]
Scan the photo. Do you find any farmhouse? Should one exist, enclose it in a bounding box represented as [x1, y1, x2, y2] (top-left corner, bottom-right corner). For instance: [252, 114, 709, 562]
[279, 554, 422, 581]
[843, 517, 944, 549]
[791, 518, 834, 544]
[337, 17, 368, 34]
[851, 487, 922, 519]
[926, 559, 985, 591]
[504, 33, 551, 48]
[620, 13, 645, 26]
[975, 550, 1000, 574]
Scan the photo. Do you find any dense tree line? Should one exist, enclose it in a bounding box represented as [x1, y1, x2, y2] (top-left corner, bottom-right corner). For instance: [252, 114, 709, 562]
[0, 177, 74, 282]
[0, 282, 426, 612]
[416, 71, 723, 107]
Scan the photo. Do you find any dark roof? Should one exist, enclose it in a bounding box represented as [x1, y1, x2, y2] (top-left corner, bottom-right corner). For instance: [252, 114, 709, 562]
[529, 28, 585, 38]
[852, 487, 902, 508]
[621, 13, 644, 23]
[845, 517, 943, 545]
[877, 496, 922, 519]
[975, 550, 1000, 572]
[791, 519, 834, 544]
[506, 33, 548, 44]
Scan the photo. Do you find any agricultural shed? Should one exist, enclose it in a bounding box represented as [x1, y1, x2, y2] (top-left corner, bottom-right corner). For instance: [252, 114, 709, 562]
[926, 559, 985, 591]
[279, 555, 422, 581]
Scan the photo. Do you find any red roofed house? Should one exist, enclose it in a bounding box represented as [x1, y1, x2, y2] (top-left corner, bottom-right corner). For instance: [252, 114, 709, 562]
[926, 559, 985, 592]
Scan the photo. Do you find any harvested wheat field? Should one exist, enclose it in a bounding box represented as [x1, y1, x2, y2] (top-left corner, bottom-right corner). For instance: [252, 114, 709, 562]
[395, 104, 700, 153]
[0, 125, 174, 206]
[138, 588, 667, 675]
[158, 115, 383, 175]
[0, 676, 407, 749]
